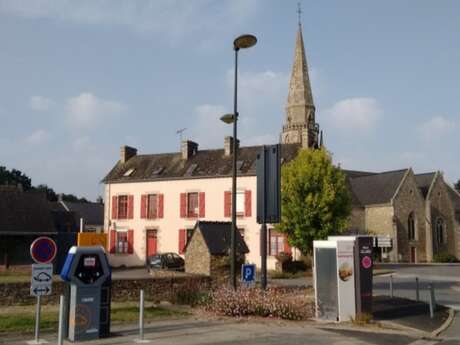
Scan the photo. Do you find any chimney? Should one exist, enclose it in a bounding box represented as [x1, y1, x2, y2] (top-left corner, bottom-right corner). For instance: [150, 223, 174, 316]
[181, 140, 198, 160]
[224, 136, 240, 156]
[120, 145, 137, 163]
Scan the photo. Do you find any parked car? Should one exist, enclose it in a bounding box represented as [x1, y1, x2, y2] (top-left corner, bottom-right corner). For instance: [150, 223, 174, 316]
[147, 253, 185, 272]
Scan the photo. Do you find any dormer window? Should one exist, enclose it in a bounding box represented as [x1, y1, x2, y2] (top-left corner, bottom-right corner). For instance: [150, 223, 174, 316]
[124, 168, 135, 177]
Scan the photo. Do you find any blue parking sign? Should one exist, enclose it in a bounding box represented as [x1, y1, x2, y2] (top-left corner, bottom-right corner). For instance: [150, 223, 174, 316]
[241, 264, 256, 283]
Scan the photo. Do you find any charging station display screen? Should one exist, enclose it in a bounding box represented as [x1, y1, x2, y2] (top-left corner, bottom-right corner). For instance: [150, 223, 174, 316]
[75, 255, 104, 284]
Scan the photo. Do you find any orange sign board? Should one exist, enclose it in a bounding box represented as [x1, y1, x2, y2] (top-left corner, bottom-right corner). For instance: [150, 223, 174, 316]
[77, 233, 107, 248]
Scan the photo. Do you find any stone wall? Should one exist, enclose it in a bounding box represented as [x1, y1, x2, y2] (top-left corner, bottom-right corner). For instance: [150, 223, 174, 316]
[0, 275, 211, 306]
[428, 175, 456, 258]
[393, 171, 426, 262]
[365, 205, 394, 236]
[348, 206, 365, 233]
[185, 229, 211, 275]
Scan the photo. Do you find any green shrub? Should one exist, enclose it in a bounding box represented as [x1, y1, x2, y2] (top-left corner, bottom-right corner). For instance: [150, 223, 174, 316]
[433, 252, 458, 263]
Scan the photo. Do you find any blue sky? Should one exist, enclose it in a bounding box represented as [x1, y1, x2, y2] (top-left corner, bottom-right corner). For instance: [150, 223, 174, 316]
[0, 0, 459, 200]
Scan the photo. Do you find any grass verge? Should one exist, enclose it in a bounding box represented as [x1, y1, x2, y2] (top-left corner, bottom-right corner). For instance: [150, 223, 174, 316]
[0, 302, 189, 334]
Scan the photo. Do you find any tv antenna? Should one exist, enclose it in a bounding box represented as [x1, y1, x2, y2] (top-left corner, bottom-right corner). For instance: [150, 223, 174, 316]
[176, 128, 187, 148]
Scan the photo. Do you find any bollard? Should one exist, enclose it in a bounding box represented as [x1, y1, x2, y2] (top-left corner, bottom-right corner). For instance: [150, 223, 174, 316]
[139, 289, 144, 341]
[415, 277, 420, 302]
[135, 289, 150, 343]
[57, 295, 65, 345]
[429, 283, 436, 319]
[389, 275, 394, 298]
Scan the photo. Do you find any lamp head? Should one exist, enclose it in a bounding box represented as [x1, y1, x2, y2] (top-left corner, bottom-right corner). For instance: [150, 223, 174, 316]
[233, 34, 257, 50]
[220, 113, 236, 124]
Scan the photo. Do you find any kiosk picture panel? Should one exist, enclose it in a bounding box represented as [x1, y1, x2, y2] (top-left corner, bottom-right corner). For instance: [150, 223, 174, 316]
[314, 242, 338, 321]
[336, 240, 356, 321]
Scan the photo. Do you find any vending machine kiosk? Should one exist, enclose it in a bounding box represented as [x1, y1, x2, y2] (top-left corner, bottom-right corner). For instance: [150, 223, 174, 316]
[60, 246, 111, 342]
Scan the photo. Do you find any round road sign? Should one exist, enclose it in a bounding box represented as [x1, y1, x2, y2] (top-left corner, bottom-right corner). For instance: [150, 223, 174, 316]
[361, 255, 372, 269]
[30, 236, 57, 264]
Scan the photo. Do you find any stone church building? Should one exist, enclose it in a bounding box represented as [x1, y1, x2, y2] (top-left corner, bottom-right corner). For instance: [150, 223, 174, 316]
[102, 23, 460, 268]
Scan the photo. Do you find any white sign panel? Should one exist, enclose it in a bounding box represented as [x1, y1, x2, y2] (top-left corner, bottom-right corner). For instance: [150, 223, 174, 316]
[336, 240, 356, 321]
[31, 263, 53, 296]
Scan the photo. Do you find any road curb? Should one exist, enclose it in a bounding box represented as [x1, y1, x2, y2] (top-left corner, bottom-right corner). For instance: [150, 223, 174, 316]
[431, 307, 455, 337]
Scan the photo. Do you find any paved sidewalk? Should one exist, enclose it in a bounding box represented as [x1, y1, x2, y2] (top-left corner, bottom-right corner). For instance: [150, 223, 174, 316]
[2, 318, 419, 345]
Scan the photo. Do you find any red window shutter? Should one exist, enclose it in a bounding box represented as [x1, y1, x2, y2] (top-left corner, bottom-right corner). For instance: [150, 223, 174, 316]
[127, 229, 134, 254]
[224, 191, 231, 217]
[109, 230, 116, 254]
[245, 190, 252, 217]
[140, 195, 147, 219]
[180, 193, 187, 218]
[128, 195, 134, 219]
[111, 196, 118, 219]
[284, 235, 292, 254]
[199, 192, 205, 218]
[158, 194, 164, 218]
[179, 229, 186, 254]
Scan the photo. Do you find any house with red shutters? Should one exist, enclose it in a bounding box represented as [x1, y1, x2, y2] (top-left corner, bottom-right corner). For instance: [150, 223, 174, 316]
[102, 141, 299, 269]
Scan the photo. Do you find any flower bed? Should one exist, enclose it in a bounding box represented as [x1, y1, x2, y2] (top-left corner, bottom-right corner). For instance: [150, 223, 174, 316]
[204, 286, 314, 320]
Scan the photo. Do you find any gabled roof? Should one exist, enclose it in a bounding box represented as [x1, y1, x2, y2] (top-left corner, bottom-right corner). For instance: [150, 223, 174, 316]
[60, 201, 104, 226]
[415, 172, 436, 198]
[348, 169, 408, 206]
[103, 144, 300, 184]
[190, 221, 249, 255]
[0, 188, 57, 234]
[446, 184, 460, 212]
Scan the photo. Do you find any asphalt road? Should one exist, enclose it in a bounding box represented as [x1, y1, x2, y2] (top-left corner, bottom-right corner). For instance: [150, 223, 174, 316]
[373, 264, 460, 341]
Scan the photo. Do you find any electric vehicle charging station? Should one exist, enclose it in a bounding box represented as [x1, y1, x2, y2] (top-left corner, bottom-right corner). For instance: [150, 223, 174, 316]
[60, 246, 112, 342]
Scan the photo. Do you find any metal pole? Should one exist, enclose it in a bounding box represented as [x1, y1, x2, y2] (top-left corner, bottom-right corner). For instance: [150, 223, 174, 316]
[260, 223, 267, 290]
[415, 277, 419, 302]
[34, 295, 41, 343]
[230, 47, 239, 290]
[57, 295, 65, 345]
[389, 275, 394, 298]
[139, 289, 145, 341]
[428, 283, 435, 318]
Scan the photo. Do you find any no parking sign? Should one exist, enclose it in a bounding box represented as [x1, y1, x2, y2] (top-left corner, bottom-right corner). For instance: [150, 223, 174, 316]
[30, 236, 57, 264]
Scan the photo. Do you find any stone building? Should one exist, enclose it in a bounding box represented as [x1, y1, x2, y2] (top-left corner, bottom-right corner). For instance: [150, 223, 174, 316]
[184, 221, 248, 276]
[345, 169, 460, 262]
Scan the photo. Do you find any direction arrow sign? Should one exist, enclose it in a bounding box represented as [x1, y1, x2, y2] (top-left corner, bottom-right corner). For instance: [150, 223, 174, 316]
[31, 264, 53, 296]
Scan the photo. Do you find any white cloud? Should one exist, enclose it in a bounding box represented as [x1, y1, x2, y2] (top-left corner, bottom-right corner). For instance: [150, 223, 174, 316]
[66, 92, 124, 129]
[0, 0, 258, 44]
[324, 97, 382, 133]
[29, 96, 54, 111]
[25, 129, 48, 145]
[226, 69, 289, 116]
[417, 116, 458, 142]
[188, 104, 229, 149]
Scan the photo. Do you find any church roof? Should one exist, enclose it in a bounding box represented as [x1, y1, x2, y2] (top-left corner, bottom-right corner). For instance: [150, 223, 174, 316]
[414, 172, 436, 198]
[348, 169, 408, 206]
[286, 24, 314, 110]
[103, 143, 301, 184]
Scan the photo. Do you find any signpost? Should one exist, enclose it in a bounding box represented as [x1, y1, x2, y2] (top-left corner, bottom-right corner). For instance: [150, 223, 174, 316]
[256, 144, 281, 290]
[241, 264, 256, 285]
[29, 237, 57, 345]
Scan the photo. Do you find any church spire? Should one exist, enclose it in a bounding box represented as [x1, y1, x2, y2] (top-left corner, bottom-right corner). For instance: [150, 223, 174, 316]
[281, 11, 319, 149]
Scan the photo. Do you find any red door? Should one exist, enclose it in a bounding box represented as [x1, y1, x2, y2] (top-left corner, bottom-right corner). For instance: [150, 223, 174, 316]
[410, 247, 416, 263]
[146, 230, 157, 260]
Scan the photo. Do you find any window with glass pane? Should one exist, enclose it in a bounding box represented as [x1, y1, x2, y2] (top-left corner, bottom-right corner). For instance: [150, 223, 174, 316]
[187, 192, 199, 217]
[408, 213, 415, 240]
[436, 218, 445, 244]
[148, 194, 158, 218]
[269, 231, 284, 256]
[117, 232, 128, 254]
[236, 191, 245, 215]
[118, 195, 128, 219]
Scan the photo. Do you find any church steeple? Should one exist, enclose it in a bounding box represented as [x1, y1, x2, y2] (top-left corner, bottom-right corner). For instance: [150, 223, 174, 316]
[281, 14, 319, 149]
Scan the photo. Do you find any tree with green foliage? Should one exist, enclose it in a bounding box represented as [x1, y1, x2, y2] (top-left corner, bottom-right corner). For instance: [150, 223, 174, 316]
[0, 166, 32, 190]
[275, 148, 351, 255]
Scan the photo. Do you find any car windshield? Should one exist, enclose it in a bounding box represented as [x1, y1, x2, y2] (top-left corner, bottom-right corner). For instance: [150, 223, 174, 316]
[172, 253, 182, 260]
[150, 256, 161, 264]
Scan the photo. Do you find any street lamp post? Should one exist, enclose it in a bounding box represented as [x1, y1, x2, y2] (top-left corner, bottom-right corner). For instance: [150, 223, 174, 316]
[221, 34, 257, 290]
